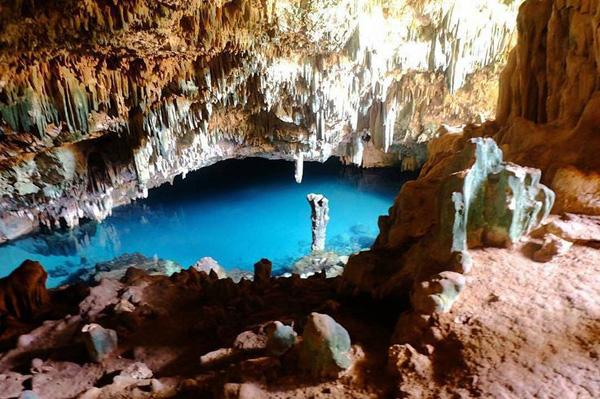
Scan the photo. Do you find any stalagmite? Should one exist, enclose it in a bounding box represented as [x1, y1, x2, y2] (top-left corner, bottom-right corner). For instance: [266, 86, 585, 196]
[295, 154, 304, 184]
[307, 194, 330, 252]
[0, 0, 522, 242]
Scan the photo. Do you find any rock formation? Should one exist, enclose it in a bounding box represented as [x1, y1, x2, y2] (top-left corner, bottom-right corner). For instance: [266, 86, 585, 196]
[0, 260, 49, 321]
[307, 193, 330, 252]
[343, 137, 554, 303]
[0, 0, 523, 242]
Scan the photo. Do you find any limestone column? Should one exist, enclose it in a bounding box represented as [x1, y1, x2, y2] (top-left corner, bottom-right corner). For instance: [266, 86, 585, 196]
[307, 193, 329, 252]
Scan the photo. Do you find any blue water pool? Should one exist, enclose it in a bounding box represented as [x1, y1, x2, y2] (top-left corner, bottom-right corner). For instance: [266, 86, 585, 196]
[0, 158, 414, 287]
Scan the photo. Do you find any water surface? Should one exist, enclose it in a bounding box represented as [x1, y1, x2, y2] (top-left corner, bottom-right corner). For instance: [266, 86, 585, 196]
[0, 158, 414, 287]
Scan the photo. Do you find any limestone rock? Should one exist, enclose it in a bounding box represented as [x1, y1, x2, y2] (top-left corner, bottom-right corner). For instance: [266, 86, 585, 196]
[533, 213, 600, 244]
[344, 138, 554, 300]
[411, 272, 466, 315]
[80, 253, 182, 284]
[266, 321, 298, 356]
[307, 194, 330, 252]
[533, 234, 573, 263]
[292, 251, 347, 278]
[81, 323, 118, 362]
[298, 313, 352, 377]
[191, 257, 227, 279]
[388, 344, 434, 398]
[253, 259, 272, 285]
[0, 260, 49, 321]
[0, 0, 521, 243]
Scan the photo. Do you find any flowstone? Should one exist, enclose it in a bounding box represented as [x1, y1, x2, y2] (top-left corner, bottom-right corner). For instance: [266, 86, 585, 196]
[344, 137, 555, 314]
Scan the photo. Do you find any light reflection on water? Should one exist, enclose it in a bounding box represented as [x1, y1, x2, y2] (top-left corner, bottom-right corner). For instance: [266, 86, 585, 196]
[0, 158, 414, 287]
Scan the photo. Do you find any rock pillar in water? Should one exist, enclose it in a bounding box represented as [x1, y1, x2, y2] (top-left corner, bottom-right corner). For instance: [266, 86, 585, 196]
[294, 153, 304, 183]
[254, 258, 272, 285]
[307, 194, 329, 252]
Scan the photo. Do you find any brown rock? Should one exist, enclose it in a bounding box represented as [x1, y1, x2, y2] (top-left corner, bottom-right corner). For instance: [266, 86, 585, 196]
[0, 260, 49, 321]
[253, 259, 272, 285]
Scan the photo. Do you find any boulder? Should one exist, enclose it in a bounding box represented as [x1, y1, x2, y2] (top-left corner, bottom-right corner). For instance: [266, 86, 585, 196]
[298, 313, 351, 377]
[81, 323, 118, 362]
[266, 321, 297, 356]
[411, 271, 466, 314]
[0, 260, 49, 321]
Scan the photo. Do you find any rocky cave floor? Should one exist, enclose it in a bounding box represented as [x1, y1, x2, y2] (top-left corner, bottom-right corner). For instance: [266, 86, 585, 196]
[0, 219, 599, 398]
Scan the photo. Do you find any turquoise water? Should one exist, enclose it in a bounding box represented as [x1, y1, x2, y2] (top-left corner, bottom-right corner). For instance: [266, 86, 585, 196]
[0, 158, 413, 287]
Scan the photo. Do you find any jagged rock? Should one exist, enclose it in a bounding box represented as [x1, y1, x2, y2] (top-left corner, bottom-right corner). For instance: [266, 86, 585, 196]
[344, 138, 554, 300]
[118, 362, 153, 380]
[298, 313, 352, 377]
[292, 251, 346, 278]
[253, 259, 272, 285]
[233, 330, 268, 353]
[114, 299, 135, 314]
[388, 344, 434, 398]
[0, 372, 28, 399]
[199, 348, 235, 368]
[81, 323, 118, 362]
[0, 1, 521, 243]
[533, 234, 573, 263]
[73, 253, 182, 284]
[307, 194, 330, 252]
[533, 213, 600, 244]
[411, 272, 466, 315]
[0, 260, 49, 321]
[266, 321, 298, 356]
[191, 257, 227, 279]
[449, 251, 473, 274]
[30, 361, 103, 399]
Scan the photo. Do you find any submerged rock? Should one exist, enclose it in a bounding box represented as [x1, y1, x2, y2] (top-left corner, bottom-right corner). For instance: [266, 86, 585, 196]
[298, 313, 352, 377]
[81, 323, 118, 362]
[292, 251, 347, 278]
[307, 194, 330, 252]
[72, 253, 182, 284]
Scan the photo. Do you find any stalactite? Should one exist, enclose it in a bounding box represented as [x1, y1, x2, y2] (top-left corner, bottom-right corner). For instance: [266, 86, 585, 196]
[0, 0, 522, 243]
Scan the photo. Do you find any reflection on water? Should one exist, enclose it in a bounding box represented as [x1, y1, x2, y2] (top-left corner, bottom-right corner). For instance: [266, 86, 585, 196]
[0, 158, 415, 287]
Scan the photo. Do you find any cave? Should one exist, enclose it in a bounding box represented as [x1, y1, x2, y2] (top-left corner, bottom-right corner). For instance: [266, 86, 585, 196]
[0, 1, 599, 398]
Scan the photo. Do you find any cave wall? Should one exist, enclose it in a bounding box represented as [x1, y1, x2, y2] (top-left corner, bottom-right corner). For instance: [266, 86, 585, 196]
[344, 0, 600, 300]
[496, 0, 600, 214]
[0, 0, 522, 243]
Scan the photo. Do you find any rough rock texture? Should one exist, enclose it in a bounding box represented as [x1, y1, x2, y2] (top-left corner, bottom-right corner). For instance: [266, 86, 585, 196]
[0, 0, 522, 243]
[344, 0, 600, 309]
[298, 312, 352, 377]
[390, 243, 600, 398]
[0, 262, 395, 398]
[494, 0, 600, 215]
[0, 260, 49, 321]
[307, 193, 329, 252]
[343, 137, 554, 302]
[0, 232, 597, 397]
[68, 252, 182, 284]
